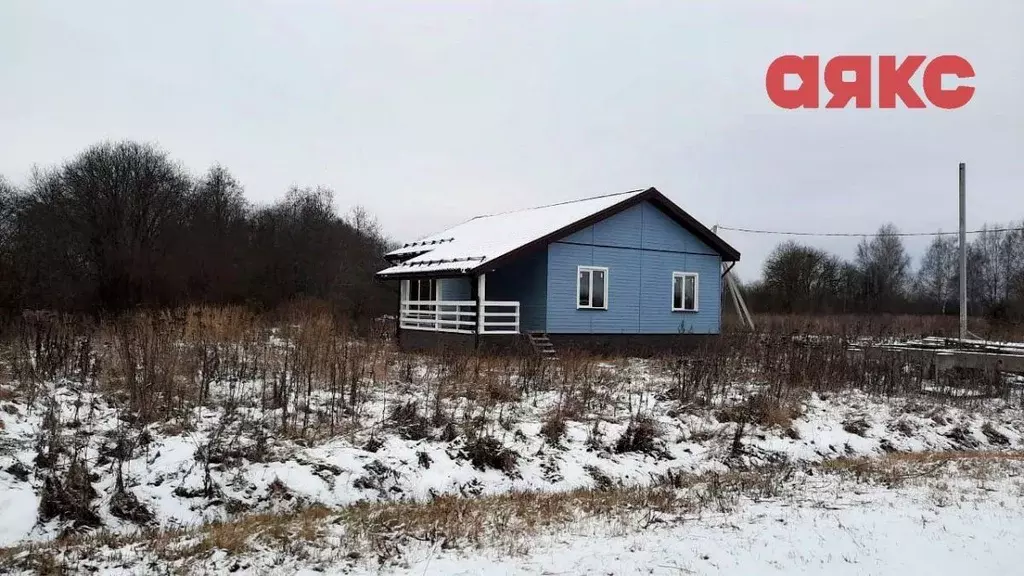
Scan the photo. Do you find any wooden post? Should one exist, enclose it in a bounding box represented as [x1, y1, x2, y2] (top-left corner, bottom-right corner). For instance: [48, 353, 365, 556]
[433, 279, 440, 331]
[398, 279, 408, 339]
[726, 272, 755, 330]
[713, 225, 754, 330]
[476, 273, 486, 334]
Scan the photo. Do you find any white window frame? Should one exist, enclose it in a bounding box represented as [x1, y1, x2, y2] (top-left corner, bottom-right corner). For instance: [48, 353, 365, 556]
[412, 278, 439, 301]
[576, 266, 609, 310]
[671, 272, 699, 312]
[408, 278, 440, 311]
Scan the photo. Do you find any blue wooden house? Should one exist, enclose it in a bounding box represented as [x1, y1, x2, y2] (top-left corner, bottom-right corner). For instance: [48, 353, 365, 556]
[376, 187, 740, 355]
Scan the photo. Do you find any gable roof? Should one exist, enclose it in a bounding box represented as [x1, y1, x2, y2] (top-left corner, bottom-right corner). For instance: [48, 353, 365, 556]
[376, 187, 740, 279]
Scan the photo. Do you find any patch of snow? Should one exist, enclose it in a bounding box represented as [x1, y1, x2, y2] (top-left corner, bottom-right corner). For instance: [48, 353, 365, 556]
[380, 477, 1024, 576]
[0, 475, 38, 547]
[378, 189, 647, 276]
[12, 461, 1024, 575]
[3, 362, 1024, 550]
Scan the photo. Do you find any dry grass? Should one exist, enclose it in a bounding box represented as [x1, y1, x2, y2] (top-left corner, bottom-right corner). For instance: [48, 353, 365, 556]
[820, 450, 1024, 487]
[4, 452, 1021, 573]
[717, 394, 803, 429]
[3, 305, 1023, 573]
[3, 304, 399, 439]
[196, 505, 334, 556]
[3, 305, 1016, 448]
[0, 504, 338, 574]
[735, 313, 1024, 341]
[0, 466, 793, 572]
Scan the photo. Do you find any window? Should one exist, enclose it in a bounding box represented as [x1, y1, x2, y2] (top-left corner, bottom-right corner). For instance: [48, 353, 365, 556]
[577, 266, 608, 309]
[672, 272, 698, 312]
[414, 279, 438, 302]
[407, 279, 438, 312]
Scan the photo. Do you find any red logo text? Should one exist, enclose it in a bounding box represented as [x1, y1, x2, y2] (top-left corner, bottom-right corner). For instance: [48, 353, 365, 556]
[766, 55, 975, 109]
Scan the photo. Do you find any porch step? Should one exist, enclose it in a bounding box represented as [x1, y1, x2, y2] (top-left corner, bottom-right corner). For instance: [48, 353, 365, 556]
[527, 332, 558, 359]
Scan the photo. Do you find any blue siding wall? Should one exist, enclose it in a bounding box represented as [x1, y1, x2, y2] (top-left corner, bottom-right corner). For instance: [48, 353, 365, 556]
[546, 201, 722, 334]
[487, 249, 548, 332]
[546, 243, 642, 333]
[640, 202, 718, 255]
[638, 251, 721, 334]
[438, 277, 471, 301]
[561, 203, 644, 248]
[436, 277, 472, 326]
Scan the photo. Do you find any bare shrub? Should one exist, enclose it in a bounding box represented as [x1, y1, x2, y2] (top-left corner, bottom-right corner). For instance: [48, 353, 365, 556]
[718, 392, 802, 430]
[548, 351, 613, 426]
[842, 418, 871, 437]
[539, 410, 567, 446]
[585, 465, 615, 490]
[109, 312, 186, 424]
[658, 336, 738, 405]
[439, 422, 459, 443]
[39, 460, 101, 535]
[387, 401, 432, 441]
[462, 436, 519, 475]
[109, 488, 154, 525]
[946, 426, 981, 449]
[613, 416, 663, 455]
[981, 422, 1011, 446]
[8, 313, 95, 402]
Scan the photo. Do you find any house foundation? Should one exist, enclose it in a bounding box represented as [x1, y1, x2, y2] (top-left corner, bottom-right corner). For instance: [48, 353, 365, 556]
[398, 329, 716, 357]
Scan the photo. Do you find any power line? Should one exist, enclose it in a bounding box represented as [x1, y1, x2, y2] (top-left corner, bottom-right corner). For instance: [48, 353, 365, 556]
[715, 225, 1024, 238]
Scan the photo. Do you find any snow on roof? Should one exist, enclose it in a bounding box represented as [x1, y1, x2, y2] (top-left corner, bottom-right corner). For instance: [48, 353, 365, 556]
[377, 189, 647, 277]
[384, 237, 455, 259]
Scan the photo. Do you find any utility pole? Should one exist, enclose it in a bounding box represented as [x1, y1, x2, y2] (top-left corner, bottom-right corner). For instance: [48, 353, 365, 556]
[959, 162, 967, 341]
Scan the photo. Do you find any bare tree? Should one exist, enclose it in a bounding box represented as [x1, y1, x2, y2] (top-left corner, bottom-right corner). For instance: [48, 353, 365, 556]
[961, 222, 1024, 319]
[916, 234, 957, 313]
[0, 176, 19, 308]
[0, 141, 397, 321]
[185, 165, 250, 302]
[0, 176, 15, 242]
[855, 224, 911, 313]
[16, 141, 192, 310]
[758, 241, 843, 313]
[971, 225, 1006, 310]
[999, 222, 1024, 303]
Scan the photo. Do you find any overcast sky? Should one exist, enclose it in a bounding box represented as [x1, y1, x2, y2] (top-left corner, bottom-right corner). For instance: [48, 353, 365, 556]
[2, 1, 1022, 279]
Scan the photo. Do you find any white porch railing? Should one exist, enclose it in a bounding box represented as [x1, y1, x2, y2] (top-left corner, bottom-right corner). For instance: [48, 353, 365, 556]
[479, 301, 520, 334]
[400, 300, 520, 334]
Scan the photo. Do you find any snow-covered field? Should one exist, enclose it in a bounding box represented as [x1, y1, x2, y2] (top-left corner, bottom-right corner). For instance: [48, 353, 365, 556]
[2, 346, 1024, 574]
[5, 452, 1024, 575]
[366, 467, 1024, 576]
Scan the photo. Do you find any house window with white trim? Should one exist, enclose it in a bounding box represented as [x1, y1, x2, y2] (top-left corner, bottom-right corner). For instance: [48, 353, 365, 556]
[414, 279, 438, 302]
[577, 266, 608, 309]
[405, 279, 438, 312]
[672, 272, 698, 312]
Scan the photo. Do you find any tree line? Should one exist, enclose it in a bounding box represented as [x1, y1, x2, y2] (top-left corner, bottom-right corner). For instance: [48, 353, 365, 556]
[4, 142, 1018, 326]
[744, 223, 1024, 320]
[0, 141, 396, 326]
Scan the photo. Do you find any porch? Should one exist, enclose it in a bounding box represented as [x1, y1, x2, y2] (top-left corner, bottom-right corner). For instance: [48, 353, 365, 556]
[399, 299, 520, 334]
[398, 274, 521, 335]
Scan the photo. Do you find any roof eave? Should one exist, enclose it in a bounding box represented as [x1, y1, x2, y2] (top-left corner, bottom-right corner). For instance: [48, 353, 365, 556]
[644, 189, 741, 262]
[375, 269, 475, 281]
[383, 250, 429, 264]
